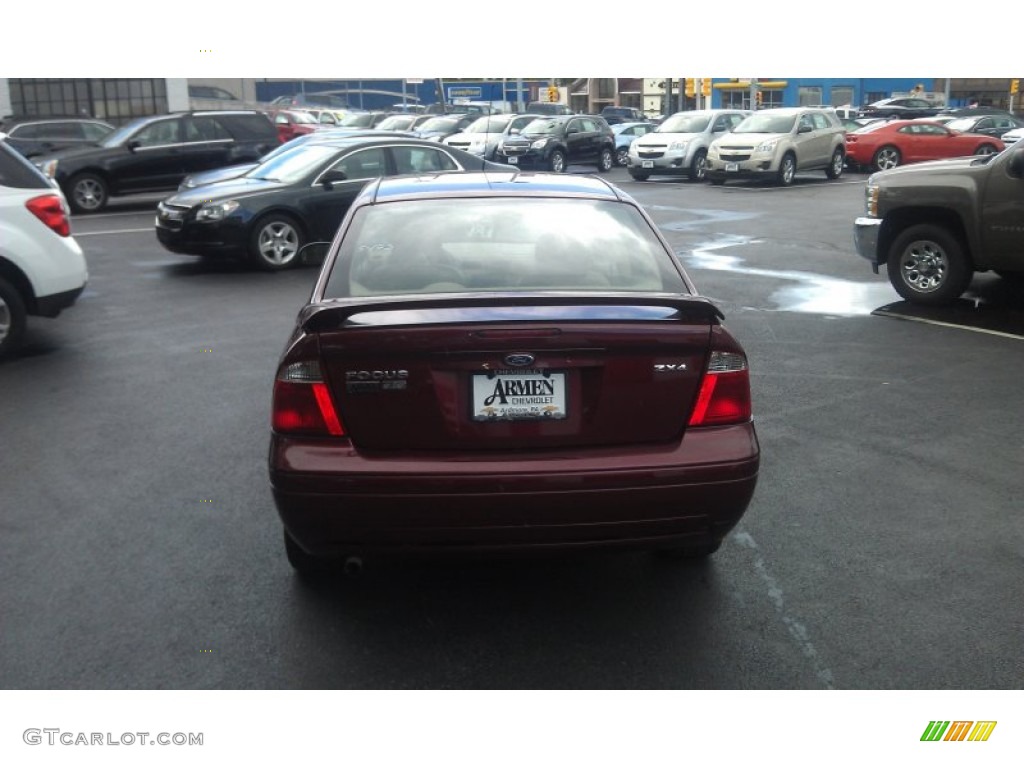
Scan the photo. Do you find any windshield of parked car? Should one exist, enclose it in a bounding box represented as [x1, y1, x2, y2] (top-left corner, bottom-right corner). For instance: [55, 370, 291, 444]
[289, 111, 318, 124]
[325, 197, 687, 298]
[100, 118, 153, 147]
[733, 114, 797, 133]
[377, 115, 417, 130]
[522, 119, 563, 136]
[944, 118, 979, 133]
[656, 114, 711, 133]
[464, 116, 514, 133]
[244, 144, 340, 184]
[418, 117, 460, 132]
[339, 113, 375, 127]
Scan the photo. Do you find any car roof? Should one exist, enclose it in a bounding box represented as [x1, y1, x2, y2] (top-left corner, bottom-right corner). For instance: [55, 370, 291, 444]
[294, 134, 467, 150]
[363, 171, 626, 205]
[2, 115, 113, 126]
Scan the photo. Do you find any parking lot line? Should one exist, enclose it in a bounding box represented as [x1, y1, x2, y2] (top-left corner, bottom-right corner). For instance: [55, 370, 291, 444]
[873, 309, 1024, 340]
[74, 228, 154, 237]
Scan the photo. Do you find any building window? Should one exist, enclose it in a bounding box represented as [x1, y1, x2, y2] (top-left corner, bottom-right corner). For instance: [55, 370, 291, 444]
[9, 79, 169, 124]
[798, 86, 823, 106]
[831, 86, 854, 107]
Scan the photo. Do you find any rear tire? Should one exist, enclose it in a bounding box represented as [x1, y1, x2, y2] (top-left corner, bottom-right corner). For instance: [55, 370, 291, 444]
[0, 276, 28, 360]
[248, 213, 305, 271]
[873, 145, 900, 171]
[596, 146, 614, 173]
[548, 149, 567, 173]
[825, 148, 844, 179]
[973, 144, 998, 156]
[67, 172, 108, 213]
[616, 147, 629, 166]
[886, 223, 971, 305]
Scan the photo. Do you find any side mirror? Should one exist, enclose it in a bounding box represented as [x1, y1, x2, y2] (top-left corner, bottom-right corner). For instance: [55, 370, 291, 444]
[1009, 148, 1024, 178]
[298, 242, 331, 265]
[798, 124, 813, 134]
[127, 140, 141, 151]
[320, 169, 348, 187]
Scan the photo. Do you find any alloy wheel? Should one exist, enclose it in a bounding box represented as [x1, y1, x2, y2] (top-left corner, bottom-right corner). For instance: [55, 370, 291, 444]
[257, 221, 300, 266]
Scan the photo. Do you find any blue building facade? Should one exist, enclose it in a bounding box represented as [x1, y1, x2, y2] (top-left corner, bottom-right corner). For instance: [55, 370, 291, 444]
[254, 79, 550, 110]
[708, 78, 936, 110]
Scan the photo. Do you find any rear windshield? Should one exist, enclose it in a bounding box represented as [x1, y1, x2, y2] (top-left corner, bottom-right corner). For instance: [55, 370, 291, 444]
[324, 197, 687, 298]
[0, 142, 53, 189]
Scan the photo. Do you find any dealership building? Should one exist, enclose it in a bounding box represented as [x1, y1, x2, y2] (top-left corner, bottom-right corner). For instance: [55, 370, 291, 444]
[1, 78, 1019, 124]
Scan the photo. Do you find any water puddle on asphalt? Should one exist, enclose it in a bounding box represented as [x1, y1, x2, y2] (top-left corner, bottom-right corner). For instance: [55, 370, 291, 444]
[682, 236, 895, 316]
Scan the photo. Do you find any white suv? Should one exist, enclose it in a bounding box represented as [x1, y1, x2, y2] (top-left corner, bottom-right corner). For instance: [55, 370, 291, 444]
[0, 135, 88, 359]
[705, 107, 846, 186]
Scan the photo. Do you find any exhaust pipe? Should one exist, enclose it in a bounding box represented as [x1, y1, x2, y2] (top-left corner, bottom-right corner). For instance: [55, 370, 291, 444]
[343, 557, 364, 577]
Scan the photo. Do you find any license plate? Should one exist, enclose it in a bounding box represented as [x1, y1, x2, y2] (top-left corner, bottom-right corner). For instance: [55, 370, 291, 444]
[507, 156, 518, 165]
[726, 162, 739, 172]
[641, 160, 654, 168]
[472, 370, 566, 421]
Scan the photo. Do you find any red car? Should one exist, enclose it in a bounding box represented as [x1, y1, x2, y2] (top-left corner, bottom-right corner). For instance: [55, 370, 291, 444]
[271, 109, 321, 143]
[269, 172, 760, 575]
[846, 120, 1004, 172]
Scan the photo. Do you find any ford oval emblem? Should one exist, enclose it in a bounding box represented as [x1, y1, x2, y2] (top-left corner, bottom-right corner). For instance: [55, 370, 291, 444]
[504, 353, 535, 367]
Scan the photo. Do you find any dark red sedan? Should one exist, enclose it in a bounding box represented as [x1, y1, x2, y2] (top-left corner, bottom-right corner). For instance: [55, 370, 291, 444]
[846, 119, 1004, 172]
[269, 172, 760, 575]
[271, 110, 321, 143]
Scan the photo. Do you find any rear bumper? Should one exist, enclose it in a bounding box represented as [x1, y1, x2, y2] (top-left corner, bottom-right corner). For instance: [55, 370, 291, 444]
[270, 423, 760, 556]
[34, 284, 85, 318]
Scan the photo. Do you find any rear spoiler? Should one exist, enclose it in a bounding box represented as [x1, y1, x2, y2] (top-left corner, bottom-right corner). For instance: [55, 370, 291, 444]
[300, 292, 725, 332]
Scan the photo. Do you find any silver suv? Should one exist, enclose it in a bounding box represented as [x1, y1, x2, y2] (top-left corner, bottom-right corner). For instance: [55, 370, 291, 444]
[627, 109, 748, 182]
[705, 107, 846, 186]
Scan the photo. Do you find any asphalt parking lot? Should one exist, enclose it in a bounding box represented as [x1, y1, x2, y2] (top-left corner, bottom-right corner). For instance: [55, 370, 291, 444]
[2, 166, 1022, 690]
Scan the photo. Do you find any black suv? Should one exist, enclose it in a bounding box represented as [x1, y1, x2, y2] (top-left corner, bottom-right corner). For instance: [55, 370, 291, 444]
[1, 117, 114, 158]
[497, 115, 615, 173]
[33, 111, 280, 213]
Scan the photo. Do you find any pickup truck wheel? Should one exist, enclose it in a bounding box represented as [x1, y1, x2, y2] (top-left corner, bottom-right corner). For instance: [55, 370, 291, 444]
[873, 146, 900, 171]
[825, 148, 844, 179]
[776, 153, 796, 186]
[887, 224, 971, 305]
[0, 276, 28, 360]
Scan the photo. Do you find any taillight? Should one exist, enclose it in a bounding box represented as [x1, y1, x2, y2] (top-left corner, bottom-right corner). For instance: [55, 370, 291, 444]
[688, 351, 752, 427]
[25, 194, 70, 237]
[272, 360, 345, 436]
